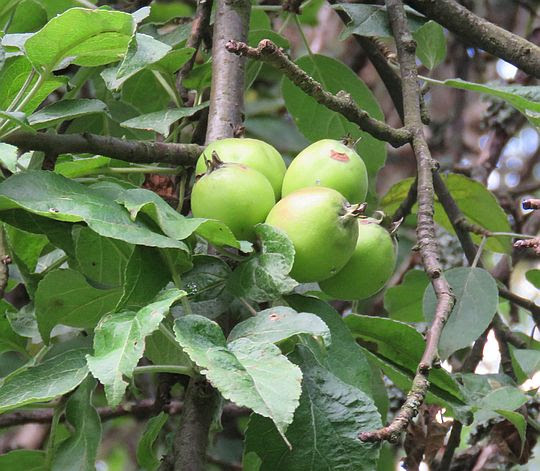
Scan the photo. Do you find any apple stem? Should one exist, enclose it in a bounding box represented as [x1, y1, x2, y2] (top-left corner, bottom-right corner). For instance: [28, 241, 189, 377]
[341, 135, 362, 149]
[341, 202, 367, 222]
[203, 151, 224, 174]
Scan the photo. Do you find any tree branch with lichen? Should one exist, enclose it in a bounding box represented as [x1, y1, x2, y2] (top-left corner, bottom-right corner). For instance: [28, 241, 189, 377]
[359, 0, 455, 444]
[225, 39, 411, 147]
[1, 131, 203, 167]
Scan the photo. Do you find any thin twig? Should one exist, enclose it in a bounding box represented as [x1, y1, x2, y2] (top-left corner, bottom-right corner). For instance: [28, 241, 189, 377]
[454, 217, 491, 237]
[2, 132, 203, 167]
[493, 316, 518, 382]
[359, 0, 455, 443]
[391, 177, 418, 222]
[0, 400, 249, 428]
[0, 227, 9, 299]
[225, 39, 411, 147]
[176, 0, 213, 102]
[405, 0, 540, 78]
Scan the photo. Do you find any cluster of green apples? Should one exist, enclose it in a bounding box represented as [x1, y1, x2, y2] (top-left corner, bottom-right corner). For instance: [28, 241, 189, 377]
[191, 138, 397, 300]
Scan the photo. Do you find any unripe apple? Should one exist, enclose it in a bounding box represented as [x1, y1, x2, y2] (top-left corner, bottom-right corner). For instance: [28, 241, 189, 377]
[191, 159, 275, 241]
[196, 138, 286, 199]
[319, 220, 396, 300]
[265, 187, 360, 282]
[281, 139, 368, 203]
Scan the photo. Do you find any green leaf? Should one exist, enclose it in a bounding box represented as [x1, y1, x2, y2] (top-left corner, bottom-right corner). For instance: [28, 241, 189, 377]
[138, 20, 192, 48]
[456, 372, 515, 405]
[472, 384, 529, 425]
[35, 269, 123, 343]
[116, 33, 171, 83]
[0, 450, 46, 471]
[428, 78, 540, 127]
[0, 56, 67, 114]
[4, 0, 47, 34]
[0, 171, 186, 249]
[6, 303, 40, 340]
[136, 412, 168, 471]
[174, 315, 302, 437]
[244, 346, 381, 470]
[5, 224, 48, 274]
[0, 143, 19, 173]
[86, 289, 185, 406]
[182, 60, 212, 92]
[120, 103, 208, 137]
[117, 187, 240, 248]
[526, 269, 540, 288]
[512, 348, 540, 379]
[228, 224, 297, 302]
[0, 348, 89, 413]
[117, 245, 172, 310]
[54, 156, 112, 179]
[174, 255, 232, 319]
[74, 226, 133, 287]
[412, 20, 446, 70]
[0, 210, 75, 257]
[0, 300, 27, 354]
[286, 295, 377, 403]
[147, 2, 192, 23]
[145, 329, 190, 367]
[250, 9, 271, 30]
[0, 110, 35, 133]
[151, 47, 195, 74]
[52, 377, 101, 471]
[0, 0, 23, 19]
[121, 69, 172, 114]
[28, 99, 108, 130]
[480, 385, 528, 411]
[344, 314, 463, 402]
[423, 267, 498, 359]
[384, 269, 428, 322]
[4, 217, 49, 295]
[24, 8, 134, 71]
[336, 4, 426, 39]
[282, 55, 386, 193]
[381, 173, 512, 253]
[228, 306, 330, 346]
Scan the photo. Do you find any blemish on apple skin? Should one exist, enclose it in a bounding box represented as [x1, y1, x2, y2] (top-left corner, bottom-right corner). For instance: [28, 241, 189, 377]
[330, 150, 349, 162]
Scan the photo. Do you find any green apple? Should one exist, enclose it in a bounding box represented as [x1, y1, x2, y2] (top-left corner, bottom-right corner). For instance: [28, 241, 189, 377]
[282, 139, 368, 203]
[191, 162, 275, 241]
[196, 138, 286, 198]
[320, 220, 396, 300]
[265, 187, 359, 282]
